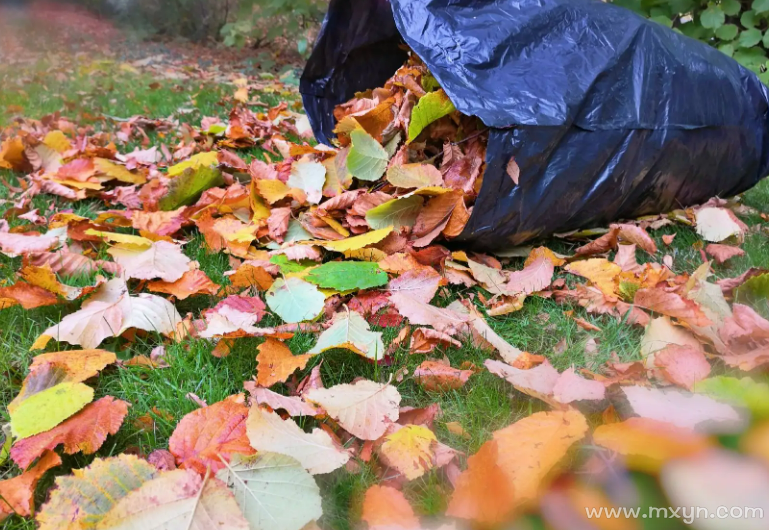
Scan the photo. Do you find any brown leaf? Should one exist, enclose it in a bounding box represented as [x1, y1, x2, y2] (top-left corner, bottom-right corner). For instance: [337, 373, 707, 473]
[506, 157, 520, 185]
[409, 327, 462, 354]
[633, 287, 712, 327]
[387, 267, 442, 303]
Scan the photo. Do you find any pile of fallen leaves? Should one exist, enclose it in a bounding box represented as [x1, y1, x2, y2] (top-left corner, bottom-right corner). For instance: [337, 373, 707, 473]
[2, 50, 769, 529]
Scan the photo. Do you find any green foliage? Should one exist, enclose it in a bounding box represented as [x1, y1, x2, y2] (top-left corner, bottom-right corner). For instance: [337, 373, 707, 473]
[614, 0, 769, 83]
[221, 0, 327, 55]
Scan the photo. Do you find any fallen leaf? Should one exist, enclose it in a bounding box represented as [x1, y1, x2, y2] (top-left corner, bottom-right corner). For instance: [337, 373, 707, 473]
[365, 195, 424, 230]
[388, 267, 442, 303]
[256, 338, 315, 387]
[245, 384, 321, 416]
[551, 368, 606, 404]
[288, 160, 326, 204]
[653, 345, 711, 390]
[362, 485, 420, 530]
[11, 396, 129, 469]
[266, 277, 325, 324]
[408, 89, 456, 142]
[304, 380, 401, 440]
[347, 129, 389, 182]
[386, 162, 443, 189]
[504, 255, 555, 295]
[310, 309, 385, 360]
[0, 451, 61, 519]
[705, 243, 745, 264]
[216, 452, 323, 530]
[414, 360, 472, 392]
[493, 410, 589, 508]
[409, 327, 462, 354]
[695, 207, 746, 242]
[305, 261, 388, 292]
[36, 454, 158, 530]
[633, 288, 711, 327]
[10, 382, 94, 439]
[36, 278, 181, 349]
[621, 385, 746, 434]
[94, 468, 248, 529]
[147, 269, 220, 299]
[246, 406, 349, 474]
[446, 440, 515, 525]
[593, 417, 713, 473]
[565, 259, 621, 297]
[168, 395, 255, 475]
[108, 239, 190, 282]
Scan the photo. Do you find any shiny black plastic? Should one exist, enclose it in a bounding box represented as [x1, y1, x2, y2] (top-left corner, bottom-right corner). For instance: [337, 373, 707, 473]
[300, 0, 769, 250]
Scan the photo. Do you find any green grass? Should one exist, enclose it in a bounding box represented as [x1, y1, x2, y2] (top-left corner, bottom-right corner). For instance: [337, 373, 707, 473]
[2, 46, 769, 530]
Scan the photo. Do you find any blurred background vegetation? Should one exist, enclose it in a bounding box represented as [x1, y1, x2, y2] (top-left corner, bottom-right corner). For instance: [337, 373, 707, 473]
[67, 0, 769, 82]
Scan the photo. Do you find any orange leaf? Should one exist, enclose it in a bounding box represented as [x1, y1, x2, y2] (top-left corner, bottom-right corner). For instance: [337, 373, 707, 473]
[505, 254, 555, 295]
[633, 287, 711, 327]
[0, 282, 59, 309]
[409, 327, 461, 354]
[593, 417, 714, 474]
[361, 485, 420, 530]
[168, 394, 255, 475]
[446, 440, 516, 524]
[28, 349, 116, 383]
[147, 269, 220, 300]
[413, 360, 472, 392]
[227, 263, 274, 290]
[0, 451, 61, 519]
[653, 344, 711, 390]
[492, 410, 589, 508]
[704, 243, 745, 264]
[256, 338, 314, 387]
[11, 396, 129, 469]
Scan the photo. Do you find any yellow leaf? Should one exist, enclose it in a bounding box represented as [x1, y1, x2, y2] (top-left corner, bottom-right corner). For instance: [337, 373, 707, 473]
[565, 258, 622, 297]
[319, 215, 350, 237]
[411, 186, 452, 196]
[43, 131, 72, 154]
[315, 226, 393, 253]
[250, 192, 271, 222]
[93, 158, 146, 184]
[344, 248, 387, 262]
[379, 425, 437, 480]
[10, 382, 94, 439]
[167, 151, 219, 177]
[256, 179, 291, 204]
[84, 229, 153, 250]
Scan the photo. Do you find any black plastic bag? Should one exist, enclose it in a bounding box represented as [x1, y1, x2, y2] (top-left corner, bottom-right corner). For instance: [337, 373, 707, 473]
[300, 0, 769, 250]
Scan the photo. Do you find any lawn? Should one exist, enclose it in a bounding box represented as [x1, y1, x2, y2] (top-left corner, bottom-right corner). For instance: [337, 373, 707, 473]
[2, 7, 769, 530]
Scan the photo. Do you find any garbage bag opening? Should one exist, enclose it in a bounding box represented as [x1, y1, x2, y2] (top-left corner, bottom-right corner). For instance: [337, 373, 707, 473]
[301, 0, 769, 251]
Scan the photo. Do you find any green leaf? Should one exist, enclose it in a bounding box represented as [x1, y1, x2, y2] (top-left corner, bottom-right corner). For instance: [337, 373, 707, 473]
[216, 453, 322, 530]
[742, 10, 757, 29]
[716, 24, 739, 40]
[366, 195, 425, 230]
[700, 5, 725, 29]
[669, 0, 695, 13]
[738, 27, 763, 47]
[309, 310, 385, 360]
[407, 89, 456, 143]
[650, 15, 673, 27]
[697, 376, 769, 419]
[266, 277, 325, 323]
[719, 43, 736, 56]
[754, 0, 769, 13]
[721, 0, 741, 15]
[735, 273, 769, 318]
[679, 21, 707, 40]
[10, 382, 93, 439]
[269, 255, 314, 274]
[158, 166, 224, 211]
[346, 129, 389, 182]
[305, 261, 388, 292]
[763, 29, 769, 48]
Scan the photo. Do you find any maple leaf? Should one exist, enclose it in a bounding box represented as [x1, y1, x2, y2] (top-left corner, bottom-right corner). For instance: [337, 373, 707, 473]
[35, 278, 182, 349]
[362, 485, 420, 530]
[593, 418, 714, 473]
[36, 454, 158, 530]
[0, 451, 61, 520]
[168, 394, 255, 475]
[413, 360, 472, 392]
[11, 396, 129, 469]
[304, 380, 401, 440]
[246, 406, 349, 474]
[256, 338, 315, 387]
